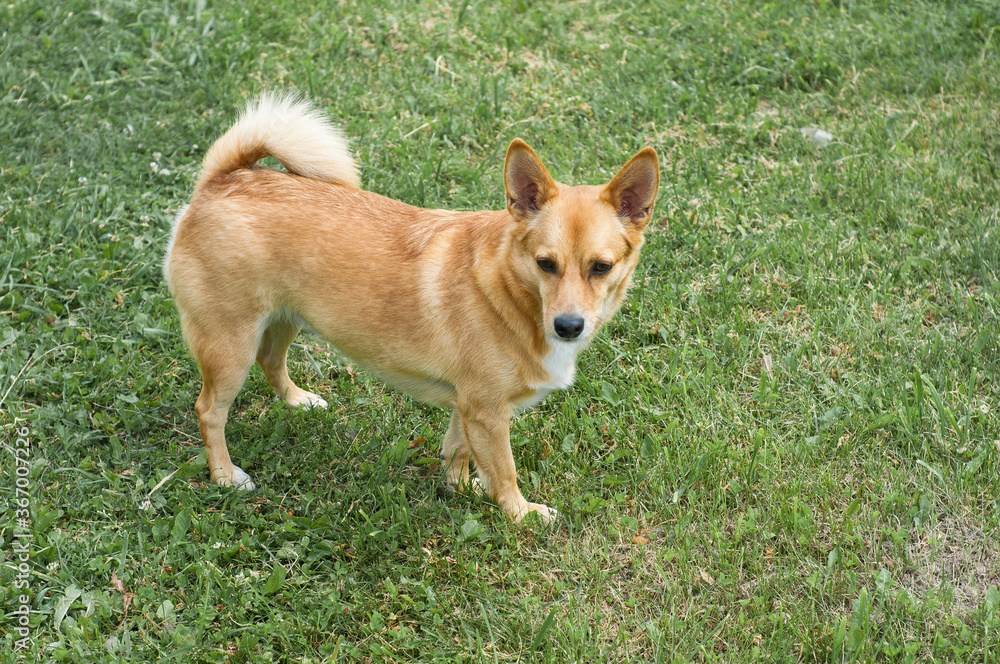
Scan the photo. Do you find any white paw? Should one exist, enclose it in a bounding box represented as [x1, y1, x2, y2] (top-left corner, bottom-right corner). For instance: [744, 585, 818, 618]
[288, 391, 328, 410]
[515, 502, 558, 525]
[233, 466, 257, 491]
[218, 465, 257, 491]
[535, 504, 559, 525]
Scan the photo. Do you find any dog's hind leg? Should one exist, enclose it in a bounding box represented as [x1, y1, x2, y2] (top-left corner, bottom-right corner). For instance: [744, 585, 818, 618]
[256, 317, 328, 409]
[186, 315, 261, 490]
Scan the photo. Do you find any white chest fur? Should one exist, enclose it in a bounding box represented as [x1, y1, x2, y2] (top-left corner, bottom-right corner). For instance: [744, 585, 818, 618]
[518, 339, 586, 409]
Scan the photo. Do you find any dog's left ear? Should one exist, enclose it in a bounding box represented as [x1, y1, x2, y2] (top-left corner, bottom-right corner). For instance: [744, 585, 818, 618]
[602, 148, 660, 229]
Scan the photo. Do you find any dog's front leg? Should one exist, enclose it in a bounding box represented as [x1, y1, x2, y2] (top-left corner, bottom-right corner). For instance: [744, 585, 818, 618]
[458, 403, 557, 524]
[441, 409, 472, 492]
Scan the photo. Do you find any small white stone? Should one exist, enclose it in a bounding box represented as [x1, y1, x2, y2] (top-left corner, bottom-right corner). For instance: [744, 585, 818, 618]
[799, 127, 834, 148]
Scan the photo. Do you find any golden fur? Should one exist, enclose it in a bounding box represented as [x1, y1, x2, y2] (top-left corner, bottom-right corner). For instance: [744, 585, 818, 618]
[164, 93, 659, 523]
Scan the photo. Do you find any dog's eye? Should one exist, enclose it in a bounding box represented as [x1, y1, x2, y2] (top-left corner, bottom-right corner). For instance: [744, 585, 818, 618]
[591, 261, 613, 275]
[536, 258, 557, 273]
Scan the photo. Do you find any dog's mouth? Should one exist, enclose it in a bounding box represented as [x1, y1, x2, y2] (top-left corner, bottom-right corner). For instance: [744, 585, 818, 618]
[550, 333, 588, 344]
[546, 330, 590, 349]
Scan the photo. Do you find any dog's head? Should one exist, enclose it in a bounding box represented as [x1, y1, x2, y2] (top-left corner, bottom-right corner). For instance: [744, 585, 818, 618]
[503, 139, 659, 345]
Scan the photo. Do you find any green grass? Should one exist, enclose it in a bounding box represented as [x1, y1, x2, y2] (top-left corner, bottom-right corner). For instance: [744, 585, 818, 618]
[2, 0, 1000, 661]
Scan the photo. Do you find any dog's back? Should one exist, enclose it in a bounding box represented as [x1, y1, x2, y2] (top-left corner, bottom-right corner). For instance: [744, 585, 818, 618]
[164, 94, 359, 290]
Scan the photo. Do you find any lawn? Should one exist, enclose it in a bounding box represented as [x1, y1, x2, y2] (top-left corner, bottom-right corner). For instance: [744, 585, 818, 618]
[2, 0, 999, 661]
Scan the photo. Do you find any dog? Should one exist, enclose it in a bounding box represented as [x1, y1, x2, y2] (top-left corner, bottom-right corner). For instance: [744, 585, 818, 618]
[163, 94, 659, 523]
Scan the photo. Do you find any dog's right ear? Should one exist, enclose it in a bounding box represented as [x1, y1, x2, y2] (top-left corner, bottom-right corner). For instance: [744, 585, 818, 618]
[504, 139, 557, 219]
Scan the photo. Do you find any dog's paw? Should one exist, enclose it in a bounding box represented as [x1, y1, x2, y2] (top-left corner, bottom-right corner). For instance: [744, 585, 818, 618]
[445, 475, 483, 495]
[515, 502, 558, 526]
[233, 466, 257, 491]
[217, 465, 257, 491]
[287, 391, 328, 410]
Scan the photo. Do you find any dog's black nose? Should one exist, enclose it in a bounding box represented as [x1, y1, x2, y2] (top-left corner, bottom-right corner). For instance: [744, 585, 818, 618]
[553, 315, 585, 339]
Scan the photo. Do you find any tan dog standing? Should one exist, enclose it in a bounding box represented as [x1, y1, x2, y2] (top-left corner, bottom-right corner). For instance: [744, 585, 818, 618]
[164, 94, 659, 523]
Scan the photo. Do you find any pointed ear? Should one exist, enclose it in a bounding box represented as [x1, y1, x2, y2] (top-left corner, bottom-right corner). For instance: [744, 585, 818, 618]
[504, 139, 557, 218]
[602, 148, 660, 229]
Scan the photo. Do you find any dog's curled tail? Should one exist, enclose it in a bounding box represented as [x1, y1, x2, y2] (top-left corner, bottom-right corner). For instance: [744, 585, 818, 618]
[199, 92, 360, 189]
